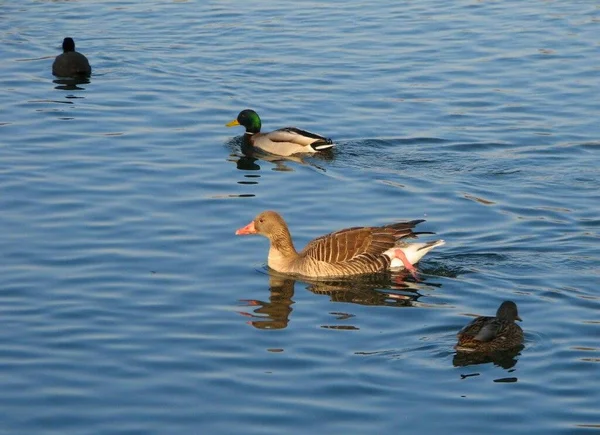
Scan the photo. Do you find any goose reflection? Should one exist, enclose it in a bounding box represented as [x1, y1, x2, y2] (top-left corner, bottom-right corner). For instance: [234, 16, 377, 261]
[239, 270, 437, 330]
[306, 270, 425, 306]
[238, 276, 295, 330]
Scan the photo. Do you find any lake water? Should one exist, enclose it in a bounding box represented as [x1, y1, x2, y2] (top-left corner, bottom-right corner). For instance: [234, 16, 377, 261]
[1, 0, 599, 433]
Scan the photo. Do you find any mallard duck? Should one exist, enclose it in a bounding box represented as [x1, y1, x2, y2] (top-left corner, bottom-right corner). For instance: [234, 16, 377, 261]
[455, 301, 524, 353]
[235, 210, 444, 279]
[52, 37, 92, 77]
[226, 109, 334, 156]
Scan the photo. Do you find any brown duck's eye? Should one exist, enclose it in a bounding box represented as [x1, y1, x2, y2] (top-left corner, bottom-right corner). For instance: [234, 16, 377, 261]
[258, 218, 264, 223]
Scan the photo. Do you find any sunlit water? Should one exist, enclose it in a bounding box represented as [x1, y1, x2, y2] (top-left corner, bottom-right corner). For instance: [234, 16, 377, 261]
[1, 1, 599, 433]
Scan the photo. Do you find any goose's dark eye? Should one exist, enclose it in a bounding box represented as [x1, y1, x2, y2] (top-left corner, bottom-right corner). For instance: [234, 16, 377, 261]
[258, 218, 264, 223]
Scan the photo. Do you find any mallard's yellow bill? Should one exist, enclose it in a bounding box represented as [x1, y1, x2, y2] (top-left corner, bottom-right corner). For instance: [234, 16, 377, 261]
[225, 119, 240, 127]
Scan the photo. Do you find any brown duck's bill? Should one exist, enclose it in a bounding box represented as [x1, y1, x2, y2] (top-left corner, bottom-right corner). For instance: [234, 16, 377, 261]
[235, 221, 256, 235]
[226, 119, 240, 127]
[516, 315, 523, 322]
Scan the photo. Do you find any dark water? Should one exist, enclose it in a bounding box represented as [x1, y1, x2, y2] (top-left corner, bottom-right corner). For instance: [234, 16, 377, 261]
[1, 0, 599, 433]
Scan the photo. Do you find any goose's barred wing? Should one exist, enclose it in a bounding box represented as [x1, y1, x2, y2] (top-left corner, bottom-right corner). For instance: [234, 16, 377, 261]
[299, 220, 425, 264]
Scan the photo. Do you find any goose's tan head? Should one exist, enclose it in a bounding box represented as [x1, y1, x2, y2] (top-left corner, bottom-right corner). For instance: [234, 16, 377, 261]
[235, 210, 287, 239]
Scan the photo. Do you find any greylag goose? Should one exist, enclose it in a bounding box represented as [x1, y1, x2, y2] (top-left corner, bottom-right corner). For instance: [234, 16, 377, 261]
[455, 301, 524, 353]
[52, 37, 92, 77]
[226, 109, 334, 156]
[235, 210, 444, 279]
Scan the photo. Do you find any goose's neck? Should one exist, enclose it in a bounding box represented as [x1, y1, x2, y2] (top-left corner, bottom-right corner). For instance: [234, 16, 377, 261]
[267, 227, 298, 271]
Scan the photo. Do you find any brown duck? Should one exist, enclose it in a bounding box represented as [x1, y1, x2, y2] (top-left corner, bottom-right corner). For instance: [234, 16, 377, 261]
[455, 301, 524, 353]
[235, 210, 444, 279]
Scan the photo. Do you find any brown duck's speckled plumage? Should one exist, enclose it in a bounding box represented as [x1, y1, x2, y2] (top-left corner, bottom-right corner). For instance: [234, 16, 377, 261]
[238, 210, 428, 278]
[455, 301, 524, 353]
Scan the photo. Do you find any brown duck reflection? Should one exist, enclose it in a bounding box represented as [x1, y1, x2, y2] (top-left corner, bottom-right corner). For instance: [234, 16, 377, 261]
[239, 270, 431, 330]
[453, 346, 523, 370]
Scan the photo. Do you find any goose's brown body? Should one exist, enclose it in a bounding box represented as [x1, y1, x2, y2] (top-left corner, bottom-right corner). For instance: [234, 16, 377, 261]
[236, 210, 443, 278]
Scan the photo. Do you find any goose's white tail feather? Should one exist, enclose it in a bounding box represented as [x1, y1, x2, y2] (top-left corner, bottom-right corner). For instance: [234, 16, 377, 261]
[385, 239, 445, 269]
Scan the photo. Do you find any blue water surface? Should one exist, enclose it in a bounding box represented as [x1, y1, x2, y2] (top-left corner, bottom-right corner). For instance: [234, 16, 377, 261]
[1, 0, 599, 433]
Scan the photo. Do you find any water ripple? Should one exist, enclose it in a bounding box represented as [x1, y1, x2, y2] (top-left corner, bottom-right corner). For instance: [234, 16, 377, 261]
[1, 0, 600, 434]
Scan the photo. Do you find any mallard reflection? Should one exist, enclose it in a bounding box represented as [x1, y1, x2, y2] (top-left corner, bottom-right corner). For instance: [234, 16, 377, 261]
[226, 135, 334, 174]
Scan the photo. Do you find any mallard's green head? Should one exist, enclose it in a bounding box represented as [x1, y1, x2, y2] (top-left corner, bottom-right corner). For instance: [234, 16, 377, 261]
[62, 37, 76, 53]
[226, 109, 262, 134]
[496, 301, 522, 322]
